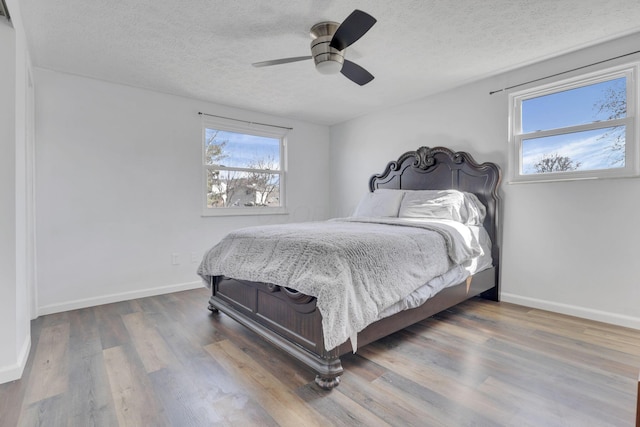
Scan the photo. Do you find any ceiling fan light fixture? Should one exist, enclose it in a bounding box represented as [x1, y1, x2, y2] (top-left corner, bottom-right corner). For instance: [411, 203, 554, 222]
[315, 59, 343, 75]
[310, 30, 345, 75]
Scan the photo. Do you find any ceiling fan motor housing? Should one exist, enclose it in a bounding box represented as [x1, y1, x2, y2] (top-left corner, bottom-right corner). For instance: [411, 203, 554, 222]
[310, 21, 344, 74]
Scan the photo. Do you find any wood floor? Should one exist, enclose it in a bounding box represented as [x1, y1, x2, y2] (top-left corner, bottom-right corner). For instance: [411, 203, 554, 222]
[1, 287, 638, 426]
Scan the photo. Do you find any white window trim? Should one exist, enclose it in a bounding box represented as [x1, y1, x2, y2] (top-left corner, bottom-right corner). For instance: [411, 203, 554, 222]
[508, 62, 640, 184]
[201, 116, 288, 216]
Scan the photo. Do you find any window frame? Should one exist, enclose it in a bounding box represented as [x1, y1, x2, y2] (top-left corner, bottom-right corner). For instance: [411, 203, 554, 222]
[201, 116, 288, 216]
[509, 62, 640, 183]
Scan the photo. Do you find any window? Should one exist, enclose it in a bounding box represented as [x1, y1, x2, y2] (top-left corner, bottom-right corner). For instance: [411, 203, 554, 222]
[509, 63, 639, 183]
[202, 117, 288, 215]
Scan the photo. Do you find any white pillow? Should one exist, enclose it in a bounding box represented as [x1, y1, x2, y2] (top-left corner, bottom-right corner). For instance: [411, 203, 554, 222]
[399, 189, 486, 225]
[461, 192, 487, 225]
[352, 189, 405, 217]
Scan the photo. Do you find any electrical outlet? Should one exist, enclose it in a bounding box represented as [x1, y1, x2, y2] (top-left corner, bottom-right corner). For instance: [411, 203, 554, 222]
[191, 252, 199, 264]
[171, 253, 180, 265]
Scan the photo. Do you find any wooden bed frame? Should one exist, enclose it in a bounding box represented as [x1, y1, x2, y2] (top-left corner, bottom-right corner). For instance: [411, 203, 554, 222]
[207, 146, 501, 389]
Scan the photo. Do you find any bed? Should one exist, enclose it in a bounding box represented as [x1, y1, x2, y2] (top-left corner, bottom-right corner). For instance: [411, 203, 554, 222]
[198, 146, 501, 389]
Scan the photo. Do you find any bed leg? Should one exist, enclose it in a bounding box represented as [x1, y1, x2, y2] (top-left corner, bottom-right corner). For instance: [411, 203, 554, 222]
[480, 286, 500, 302]
[207, 298, 219, 313]
[315, 374, 341, 390]
[313, 355, 343, 390]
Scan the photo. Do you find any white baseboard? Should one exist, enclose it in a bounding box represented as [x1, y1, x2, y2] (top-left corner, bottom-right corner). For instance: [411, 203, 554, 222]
[37, 280, 203, 316]
[501, 292, 640, 330]
[0, 334, 31, 385]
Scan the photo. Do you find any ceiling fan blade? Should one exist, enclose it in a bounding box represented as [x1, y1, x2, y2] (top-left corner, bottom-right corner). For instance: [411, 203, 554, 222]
[340, 59, 374, 86]
[252, 56, 312, 67]
[330, 10, 377, 51]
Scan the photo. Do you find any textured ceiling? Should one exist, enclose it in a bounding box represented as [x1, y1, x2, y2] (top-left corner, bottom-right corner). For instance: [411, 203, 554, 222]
[17, 0, 640, 125]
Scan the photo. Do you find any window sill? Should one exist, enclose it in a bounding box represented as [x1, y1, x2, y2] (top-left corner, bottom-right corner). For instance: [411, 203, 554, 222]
[509, 171, 639, 184]
[202, 207, 289, 217]
[509, 176, 599, 184]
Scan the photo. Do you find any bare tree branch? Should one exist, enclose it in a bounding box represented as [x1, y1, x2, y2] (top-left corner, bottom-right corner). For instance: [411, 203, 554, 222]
[534, 153, 581, 173]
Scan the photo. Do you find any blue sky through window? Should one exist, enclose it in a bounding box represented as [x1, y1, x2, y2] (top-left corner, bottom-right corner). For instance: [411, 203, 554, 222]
[522, 77, 625, 133]
[522, 127, 625, 174]
[205, 128, 280, 169]
[520, 76, 626, 174]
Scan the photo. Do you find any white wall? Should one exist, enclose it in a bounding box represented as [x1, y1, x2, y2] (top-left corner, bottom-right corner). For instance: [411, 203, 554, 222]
[0, 18, 18, 383]
[0, 0, 34, 384]
[34, 69, 331, 314]
[330, 32, 640, 329]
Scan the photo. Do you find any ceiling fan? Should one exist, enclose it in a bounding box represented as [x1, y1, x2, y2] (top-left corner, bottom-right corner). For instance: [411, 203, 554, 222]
[252, 9, 377, 86]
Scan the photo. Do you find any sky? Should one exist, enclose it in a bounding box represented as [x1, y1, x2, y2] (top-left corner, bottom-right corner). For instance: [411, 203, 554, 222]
[205, 128, 281, 169]
[521, 127, 624, 173]
[520, 76, 626, 174]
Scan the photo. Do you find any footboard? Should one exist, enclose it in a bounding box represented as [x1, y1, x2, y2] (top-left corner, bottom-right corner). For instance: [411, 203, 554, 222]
[208, 276, 343, 389]
[208, 266, 496, 389]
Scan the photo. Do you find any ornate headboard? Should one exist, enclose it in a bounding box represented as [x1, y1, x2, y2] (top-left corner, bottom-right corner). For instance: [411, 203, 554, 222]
[370, 146, 502, 273]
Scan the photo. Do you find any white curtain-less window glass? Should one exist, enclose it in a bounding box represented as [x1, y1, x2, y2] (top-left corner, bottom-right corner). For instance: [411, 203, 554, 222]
[521, 77, 626, 133]
[203, 120, 287, 214]
[510, 64, 639, 182]
[521, 126, 626, 174]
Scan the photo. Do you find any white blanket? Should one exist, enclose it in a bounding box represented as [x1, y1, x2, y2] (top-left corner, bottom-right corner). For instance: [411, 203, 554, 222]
[198, 218, 483, 351]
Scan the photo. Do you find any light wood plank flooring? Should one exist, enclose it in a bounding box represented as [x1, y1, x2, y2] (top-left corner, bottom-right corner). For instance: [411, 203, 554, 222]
[1, 288, 638, 426]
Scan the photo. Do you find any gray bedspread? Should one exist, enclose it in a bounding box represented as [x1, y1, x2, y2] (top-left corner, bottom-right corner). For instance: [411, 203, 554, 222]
[198, 218, 482, 351]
